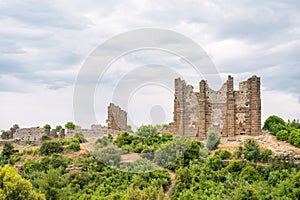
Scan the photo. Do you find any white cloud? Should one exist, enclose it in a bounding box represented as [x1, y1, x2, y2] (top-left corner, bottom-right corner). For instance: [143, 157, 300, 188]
[0, 0, 300, 129]
[262, 89, 300, 121]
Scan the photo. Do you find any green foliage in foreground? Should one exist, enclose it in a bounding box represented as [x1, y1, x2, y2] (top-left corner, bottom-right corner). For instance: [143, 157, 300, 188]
[169, 158, 300, 200]
[0, 124, 299, 200]
[0, 165, 45, 199]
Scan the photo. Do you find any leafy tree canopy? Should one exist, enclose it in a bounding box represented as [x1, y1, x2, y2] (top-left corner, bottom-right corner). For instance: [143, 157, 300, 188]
[0, 165, 45, 199]
[263, 115, 285, 130]
[64, 122, 75, 130]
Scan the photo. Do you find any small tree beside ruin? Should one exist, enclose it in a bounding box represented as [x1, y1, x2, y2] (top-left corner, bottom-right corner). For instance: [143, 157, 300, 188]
[206, 130, 220, 151]
[13, 124, 20, 130]
[55, 125, 62, 132]
[65, 122, 75, 130]
[43, 124, 51, 131]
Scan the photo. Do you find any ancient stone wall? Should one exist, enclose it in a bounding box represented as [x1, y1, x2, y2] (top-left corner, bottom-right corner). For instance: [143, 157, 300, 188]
[173, 75, 262, 138]
[13, 127, 46, 141]
[173, 78, 199, 139]
[9, 103, 127, 141]
[107, 103, 127, 131]
[66, 124, 109, 138]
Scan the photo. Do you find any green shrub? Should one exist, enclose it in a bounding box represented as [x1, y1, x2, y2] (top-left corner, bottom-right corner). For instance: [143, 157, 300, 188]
[41, 135, 52, 142]
[243, 139, 260, 161]
[225, 160, 243, 173]
[269, 123, 286, 135]
[107, 134, 113, 142]
[58, 138, 69, 145]
[141, 147, 155, 160]
[92, 147, 121, 167]
[276, 130, 289, 141]
[260, 149, 272, 162]
[206, 130, 220, 150]
[114, 132, 134, 147]
[207, 155, 222, 171]
[288, 129, 300, 148]
[1, 142, 17, 164]
[161, 133, 173, 142]
[240, 165, 261, 183]
[136, 125, 157, 137]
[74, 132, 87, 143]
[69, 140, 80, 152]
[215, 150, 231, 160]
[94, 137, 110, 149]
[40, 141, 63, 155]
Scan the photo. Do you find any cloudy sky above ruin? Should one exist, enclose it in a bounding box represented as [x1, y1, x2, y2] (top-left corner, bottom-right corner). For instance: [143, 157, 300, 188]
[0, 0, 300, 130]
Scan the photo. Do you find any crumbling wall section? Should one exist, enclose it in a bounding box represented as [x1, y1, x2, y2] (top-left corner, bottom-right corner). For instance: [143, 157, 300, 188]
[107, 103, 127, 131]
[206, 83, 227, 134]
[174, 75, 262, 138]
[14, 127, 46, 141]
[66, 125, 109, 138]
[173, 78, 199, 138]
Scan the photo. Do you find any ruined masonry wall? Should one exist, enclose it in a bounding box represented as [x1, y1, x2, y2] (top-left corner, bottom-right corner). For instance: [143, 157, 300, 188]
[173, 78, 199, 139]
[174, 75, 262, 138]
[14, 127, 46, 141]
[107, 103, 127, 131]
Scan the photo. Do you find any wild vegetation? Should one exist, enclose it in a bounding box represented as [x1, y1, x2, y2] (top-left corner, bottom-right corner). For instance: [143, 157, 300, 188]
[0, 116, 299, 199]
[263, 115, 300, 148]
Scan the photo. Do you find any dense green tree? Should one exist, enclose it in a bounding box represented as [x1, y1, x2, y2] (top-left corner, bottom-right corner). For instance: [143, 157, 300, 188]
[64, 122, 75, 130]
[12, 124, 20, 130]
[43, 124, 51, 131]
[55, 125, 62, 132]
[1, 142, 16, 164]
[0, 165, 45, 199]
[263, 115, 285, 130]
[36, 168, 66, 200]
[40, 141, 63, 156]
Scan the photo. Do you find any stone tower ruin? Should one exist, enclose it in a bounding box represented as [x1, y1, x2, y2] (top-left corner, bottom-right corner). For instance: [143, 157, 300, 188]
[107, 103, 127, 131]
[173, 75, 261, 138]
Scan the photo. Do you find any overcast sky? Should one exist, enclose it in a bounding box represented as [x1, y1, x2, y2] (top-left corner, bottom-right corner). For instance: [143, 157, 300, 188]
[0, 0, 300, 130]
